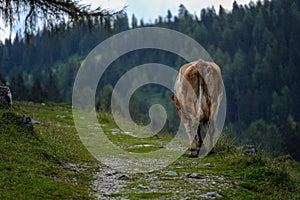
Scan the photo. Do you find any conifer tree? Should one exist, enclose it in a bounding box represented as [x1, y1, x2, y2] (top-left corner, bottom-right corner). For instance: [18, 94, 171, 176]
[0, 0, 118, 37]
[30, 78, 45, 102]
[0, 73, 7, 86]
[45, 72, 60, 102]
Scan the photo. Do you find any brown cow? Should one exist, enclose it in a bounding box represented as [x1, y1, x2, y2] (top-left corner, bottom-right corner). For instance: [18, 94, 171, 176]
[171, 59, 224, 157]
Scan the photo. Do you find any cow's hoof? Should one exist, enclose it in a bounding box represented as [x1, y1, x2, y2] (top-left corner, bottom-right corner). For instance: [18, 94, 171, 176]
[189, 150, 199, 158]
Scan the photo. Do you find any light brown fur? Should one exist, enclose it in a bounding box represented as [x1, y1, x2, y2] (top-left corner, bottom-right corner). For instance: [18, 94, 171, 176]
[171, 59, 223, 157]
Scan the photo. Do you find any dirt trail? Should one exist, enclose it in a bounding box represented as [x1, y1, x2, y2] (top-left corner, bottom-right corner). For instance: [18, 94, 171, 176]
[92, 158, 229, 199]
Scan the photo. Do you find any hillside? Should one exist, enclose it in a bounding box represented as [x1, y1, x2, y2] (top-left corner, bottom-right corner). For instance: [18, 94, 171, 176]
[1, 102, 300, 199]
[1, 0, 300, 161]
[0, 102, 97, 199]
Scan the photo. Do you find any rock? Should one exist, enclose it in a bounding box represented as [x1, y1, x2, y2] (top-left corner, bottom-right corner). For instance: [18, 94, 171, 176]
[199, 191, 222, 199]
[236, 145, 257, 156]
[234, 181, 244, 187]
[137, 184, 149, 190]
[20, 115, 34, 131]
[244, 145, 256, 156]
[199, 163, 211, 167]
[127, 144, 164, 149]
[31, 119, 41, 125]
[93, 166, 127, 200]
[182, 172, 190, 177]
[56, 115, 66, 119]
[0, 86, 12, 108]
[118, 174, 130, 180]
[187, 172, 202, 179]
[166, 171, 178, 176]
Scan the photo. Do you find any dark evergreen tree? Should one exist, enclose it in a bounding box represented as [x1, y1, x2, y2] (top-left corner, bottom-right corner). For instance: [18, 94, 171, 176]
[167, 10, 172, 23]
[0, 73, 6, 86]
[140, 19, 145, 27]
[0, 0, 117, 37]
[131, 14, 138, 28]
[30, 77, 45, 102]
[178, 4, 188, 19]
[45, 72, 60, 102]
[9, 74, 29, 101]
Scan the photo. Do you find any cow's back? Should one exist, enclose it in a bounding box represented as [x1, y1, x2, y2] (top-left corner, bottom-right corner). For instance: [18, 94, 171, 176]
[173, 59, 223, 122]
[196, 59, 223, 100]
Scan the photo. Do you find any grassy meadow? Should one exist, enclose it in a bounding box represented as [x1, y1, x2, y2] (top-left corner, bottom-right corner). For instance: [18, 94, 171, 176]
[0, 102, 299, 199]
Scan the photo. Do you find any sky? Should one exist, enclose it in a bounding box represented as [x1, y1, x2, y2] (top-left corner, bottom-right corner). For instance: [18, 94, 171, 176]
[0, 0, 252, 42]
[85, 0, 252, 23]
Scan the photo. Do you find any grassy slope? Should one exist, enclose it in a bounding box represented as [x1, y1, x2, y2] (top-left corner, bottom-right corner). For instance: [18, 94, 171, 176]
[0, 102, 97, 199]
[1, 101, 300, 199]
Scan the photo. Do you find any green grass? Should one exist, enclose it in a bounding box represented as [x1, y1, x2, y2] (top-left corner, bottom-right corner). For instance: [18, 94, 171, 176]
[1, 101, 300, 199]
[96, 109, 300, 199]
[92, 106, 300, 199]
[0, 102, 97, 199]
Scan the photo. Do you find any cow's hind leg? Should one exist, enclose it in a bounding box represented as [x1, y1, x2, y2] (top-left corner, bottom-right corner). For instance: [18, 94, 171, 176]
[189, 126, 203, 157]
[189, 138, 199, 158]
[197, 125, 204, 155]
[208, 122, 216, 155]
[208, 102, 219, 154]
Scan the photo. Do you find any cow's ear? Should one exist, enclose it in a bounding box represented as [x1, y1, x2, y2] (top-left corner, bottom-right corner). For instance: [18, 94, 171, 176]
[171, 94, 175, 101]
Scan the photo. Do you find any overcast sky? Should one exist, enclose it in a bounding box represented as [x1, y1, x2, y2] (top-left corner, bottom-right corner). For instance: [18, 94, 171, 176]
[86, 0, 252, 22]
[0, 0, 252, 42]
